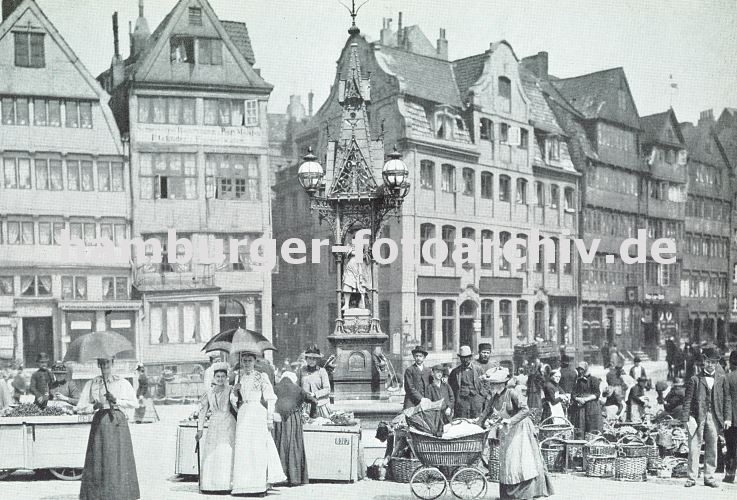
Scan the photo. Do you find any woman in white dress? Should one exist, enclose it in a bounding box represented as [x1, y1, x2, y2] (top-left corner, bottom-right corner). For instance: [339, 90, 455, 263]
[230, 351, 286, 495]
[195, 361, 235, 493]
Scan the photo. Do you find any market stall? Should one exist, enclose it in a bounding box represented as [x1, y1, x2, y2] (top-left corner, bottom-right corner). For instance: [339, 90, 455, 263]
[0, 405, 92, 480]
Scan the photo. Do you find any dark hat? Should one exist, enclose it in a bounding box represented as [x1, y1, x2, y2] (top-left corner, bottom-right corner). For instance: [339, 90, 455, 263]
[51, 361, 67, 373]
[304, 345, 323, 358]
[638, 376, 648, 383]
[729, 350, 737, 365]
[655, 381, 668, 392]
[560, 355, 571, 366]
[36, 352, 50, 363]
[633, 356, 641, 363]
[431, 364, 444, 372]
[701, 344, 720, 361]
[478, 343, 492, 352]
[411, 345, 428, 356]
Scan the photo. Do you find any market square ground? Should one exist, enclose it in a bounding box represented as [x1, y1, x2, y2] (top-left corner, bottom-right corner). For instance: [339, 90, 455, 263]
[1, 402, 736, 500]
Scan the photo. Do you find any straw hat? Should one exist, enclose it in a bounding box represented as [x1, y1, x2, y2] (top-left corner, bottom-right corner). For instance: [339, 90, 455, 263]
[211, 361, 230, 374]
[483, 366, 511, 384]
[458, 345, 473, 358]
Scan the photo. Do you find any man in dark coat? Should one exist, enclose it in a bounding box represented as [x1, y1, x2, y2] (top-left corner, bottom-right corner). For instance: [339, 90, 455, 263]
[600, 342, 610, 368]
[29, 352, 55, 408]
[449, 346, 483, 418]
[426, 364, 455, 423]
[682, 346, 732, 488]
[403, 345, 431, 409]
[666, 337, 677, 380]
[656, 378, 686, 421]
[559, 355, 578, 395]
[724, 350, 737, 483]
[472, 343, 494, 410]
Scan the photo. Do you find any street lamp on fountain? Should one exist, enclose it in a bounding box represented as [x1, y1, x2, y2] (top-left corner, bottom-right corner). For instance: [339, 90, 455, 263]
[295, 9, 409, 400]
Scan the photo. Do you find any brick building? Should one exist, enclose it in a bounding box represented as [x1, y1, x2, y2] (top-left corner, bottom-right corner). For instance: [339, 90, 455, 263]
[98, 0, 273, 372]
[272, 17, 580, 367]
[0, 0, 133, 371]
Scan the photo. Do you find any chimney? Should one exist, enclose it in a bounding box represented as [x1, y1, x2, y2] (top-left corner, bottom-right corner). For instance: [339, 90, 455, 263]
[111, 13, 124, 89]
[380, 18, 393, 46]
[287, 95, 305, 122]
[698, 109, 715, 128]
[522, 51, 549, 79]
[436, 28, 448, 60]
[308, 90, 314, 117]
[2, 0, 21, 21]
[397, 12, 403, 47]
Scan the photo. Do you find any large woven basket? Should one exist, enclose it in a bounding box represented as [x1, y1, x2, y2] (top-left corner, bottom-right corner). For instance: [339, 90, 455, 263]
[488, 438, 500, 483]
[540, 437, 567, 472]
[617, 435, 648, 458]
[644, 436, 661, 471]
[388, 456, 421, 483]
[538, 416, 574, 442]
[408, 428, 489, 468]
[584, 436, 616, 478]
[614, 456, 647, 481]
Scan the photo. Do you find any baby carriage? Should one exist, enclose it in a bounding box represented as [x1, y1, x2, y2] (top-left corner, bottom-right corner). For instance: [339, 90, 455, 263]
[406, 425, 490, 499]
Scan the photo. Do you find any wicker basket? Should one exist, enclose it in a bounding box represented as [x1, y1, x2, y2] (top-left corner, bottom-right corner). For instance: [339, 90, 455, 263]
[388, 456, 422, 483]
[538, 416, 574, 442]
[488, 438, 500, 483]
[540, 437, 567, 473]
[614, 456, 648, 481]
[408, 428, 489, 468]
[617, 435, 648, 458]
[644, 436, 661, 471]
[584, 436, 616, 478]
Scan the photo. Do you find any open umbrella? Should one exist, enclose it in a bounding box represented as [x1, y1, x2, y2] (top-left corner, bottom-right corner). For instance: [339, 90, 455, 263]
[64, 330, 134, 408]
[201, 327, 276, 355]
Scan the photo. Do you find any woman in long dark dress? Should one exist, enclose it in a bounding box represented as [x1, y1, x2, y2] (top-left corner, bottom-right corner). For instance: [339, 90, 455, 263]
[478, 367, 553, 500]
[76, 358, 139, 500]
[273, 371, 317, 485]
[541, 370, 568, 423]
[569, 361, 603, 439]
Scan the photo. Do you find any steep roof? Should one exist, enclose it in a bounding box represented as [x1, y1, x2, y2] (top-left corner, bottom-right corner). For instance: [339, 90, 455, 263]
[552, 67, 640, 130]
[640, 109, 684, 147]
[221, 20, 255, 66]
[374, 44, 462, 107]
[452, 53, 487, 100]
[681, 122, 731, 169]
[717, 128, 737, 170]
[519, 69, 564, 135]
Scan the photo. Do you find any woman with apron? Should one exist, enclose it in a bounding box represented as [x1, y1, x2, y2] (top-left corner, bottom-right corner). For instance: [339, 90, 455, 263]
[541, 370, 568, 423]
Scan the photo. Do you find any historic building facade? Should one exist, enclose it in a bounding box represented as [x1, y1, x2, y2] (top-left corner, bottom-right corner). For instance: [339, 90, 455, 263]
[99, 0, 273, 372]
[273, 17, 580, 367]
[0, 0, 133, 370]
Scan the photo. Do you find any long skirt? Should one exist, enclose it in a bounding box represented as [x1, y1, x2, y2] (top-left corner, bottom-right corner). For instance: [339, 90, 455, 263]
[273, 409, 308, 485]
[498, 417, 553, 500]
[231, 401, 287, 495]
[199, 410, 236, 492]
[79, 409, 140, 500]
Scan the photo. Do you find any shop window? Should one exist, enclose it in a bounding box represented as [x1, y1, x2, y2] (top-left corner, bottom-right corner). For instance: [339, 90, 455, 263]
[14, 32, 45, 68]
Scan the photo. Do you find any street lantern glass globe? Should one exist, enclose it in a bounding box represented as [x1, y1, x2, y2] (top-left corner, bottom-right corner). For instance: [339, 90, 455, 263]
[382, 147, 408, 189]
[298, 148, 323, 193]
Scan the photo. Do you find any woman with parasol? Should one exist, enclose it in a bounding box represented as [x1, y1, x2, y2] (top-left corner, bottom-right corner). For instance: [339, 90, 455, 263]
[229, 331, 286, 495]
[68, 330, 140, 500]
[477, 366, 553, 500]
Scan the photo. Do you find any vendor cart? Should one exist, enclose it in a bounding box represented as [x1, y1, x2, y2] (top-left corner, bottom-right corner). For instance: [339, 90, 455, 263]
[407, 427, 490, 500]
[0, 414, 93, 480]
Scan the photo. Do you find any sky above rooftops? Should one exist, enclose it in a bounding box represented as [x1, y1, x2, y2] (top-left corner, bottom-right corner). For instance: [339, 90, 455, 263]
[37, 0, 737, 123]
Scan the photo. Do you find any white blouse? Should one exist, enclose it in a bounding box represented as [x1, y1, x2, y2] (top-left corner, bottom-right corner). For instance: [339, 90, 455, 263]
[229, 370, 277, 423]
[76, 375, 138, 413]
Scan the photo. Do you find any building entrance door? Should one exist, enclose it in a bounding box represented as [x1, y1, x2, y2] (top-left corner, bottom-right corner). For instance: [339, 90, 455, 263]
[23, 317, 53, 367]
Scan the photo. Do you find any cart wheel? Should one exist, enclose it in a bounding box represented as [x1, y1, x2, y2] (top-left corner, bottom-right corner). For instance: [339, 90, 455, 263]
[49, 468, 83, 481]
[449, 467, 488, 500]
[409, 466, 447, 500]
[0, 469, 15, 480]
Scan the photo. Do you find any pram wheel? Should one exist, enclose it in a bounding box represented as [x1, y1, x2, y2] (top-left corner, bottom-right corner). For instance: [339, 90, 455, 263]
[449, 467, 487, 499]
[409, 466, 447, 500]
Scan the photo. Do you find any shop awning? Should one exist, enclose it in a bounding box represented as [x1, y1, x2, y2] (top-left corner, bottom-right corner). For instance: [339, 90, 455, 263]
[59, 301, 142, 311]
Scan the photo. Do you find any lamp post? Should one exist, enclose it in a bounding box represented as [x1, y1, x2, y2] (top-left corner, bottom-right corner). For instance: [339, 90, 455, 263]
[296, 13, 409, 399]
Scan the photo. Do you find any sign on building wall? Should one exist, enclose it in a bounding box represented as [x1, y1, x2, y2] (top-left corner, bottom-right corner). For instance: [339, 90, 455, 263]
[134, 124, 263, 148]
[623, 307, 631, 336]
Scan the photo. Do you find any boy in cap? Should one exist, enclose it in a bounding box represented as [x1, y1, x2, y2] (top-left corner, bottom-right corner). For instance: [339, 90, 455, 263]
[449, 346, 483, 418]
[403, 345, 431, 409]
[427, 364, 455, 423]
[683, 345, 732, 488]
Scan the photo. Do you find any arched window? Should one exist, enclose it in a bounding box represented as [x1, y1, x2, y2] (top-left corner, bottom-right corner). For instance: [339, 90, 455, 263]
[564, 240, 574, 274]
[499, 175, 511, 202]
[499, 300, 511, 337]
[517, 300, 528, 340]
[435, 112, 454, 139]
[499, 231, 511, 271]
[481, 299, 494, 339]
[420, 299, 434, 349]
[442, 225, 456, 267]
[564, 187, 575, 211]
[481, 172, 493, 199]
[548, 237, 559, 274]
[441, 164, 455, 192]
[420, 223, 435, 264]
[420, 160, 435, 190]
[480, 118, 492, 140]
[550, 184, 559, 208]
[442, 300, 456, 350]
[462, 167, 474, 195]
[516, 178, 527, 204]
[516, 233, 528, 272]
[219, 298, 246, 332]
[535, 181, 545, 207]
[498, 77, 511, 113]
[534, 301, 545, 339]
[481, 229, 493, 269]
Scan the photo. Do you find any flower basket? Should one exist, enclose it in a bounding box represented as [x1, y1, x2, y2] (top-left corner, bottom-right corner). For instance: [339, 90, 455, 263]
[538, 416, 574, 442]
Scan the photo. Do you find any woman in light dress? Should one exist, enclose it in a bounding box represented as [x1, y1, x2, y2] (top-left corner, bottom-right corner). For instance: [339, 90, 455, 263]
[298, 345, 333, 418]
[478, 366, 553, 500]
[195, 361, 235, 493]
[230, 351, 286, 495]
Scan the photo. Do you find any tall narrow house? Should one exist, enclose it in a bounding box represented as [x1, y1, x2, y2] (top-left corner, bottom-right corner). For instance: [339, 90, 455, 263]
[0, 0, 132, 369]
[99, 0, 273, 372]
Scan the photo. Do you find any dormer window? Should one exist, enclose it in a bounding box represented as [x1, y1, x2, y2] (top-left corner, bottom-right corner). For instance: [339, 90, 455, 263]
[480, 118, 492, 140]
[434, 109, 457, 140]
[14, 32, 45, 68]
[455, 117, 465, 131]
[198, 39, 223, 65]
[547, 138, 560, 162]
[498, 77, 511, 113]
[170, 36, 195, 63]
[189, 7, 203, 26]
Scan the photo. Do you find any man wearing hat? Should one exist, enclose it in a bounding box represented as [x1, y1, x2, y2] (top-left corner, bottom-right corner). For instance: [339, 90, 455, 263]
[656, 378, 686, 421]
[449, 346, 484, 418]
[427, 364, 454, 423]
[49, 361, 80, 406]
[627, 376, 649, 423]
[724, 350, 737, 483]
[403, 345, 431, 409]
[29, 352, 56, 408]
[472, 343, 494, 405]
[558, 355, 577, 396]
[682, 345, 732, 488]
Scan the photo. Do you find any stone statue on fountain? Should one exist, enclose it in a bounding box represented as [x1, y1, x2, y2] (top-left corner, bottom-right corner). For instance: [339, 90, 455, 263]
[341, 247, 372, 312]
